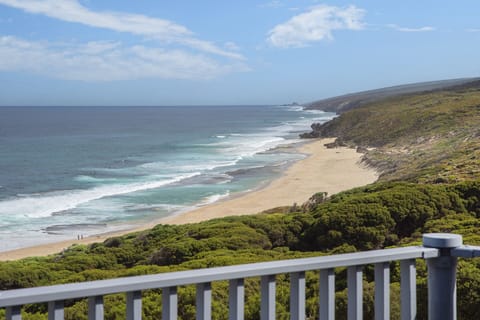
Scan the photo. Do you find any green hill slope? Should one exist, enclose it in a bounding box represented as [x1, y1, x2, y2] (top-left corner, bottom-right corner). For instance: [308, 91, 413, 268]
[305, 78, 479, 113]
[302, 80, 480, 183]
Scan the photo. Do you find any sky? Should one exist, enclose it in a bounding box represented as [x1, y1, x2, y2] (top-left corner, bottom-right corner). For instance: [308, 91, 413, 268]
[0, 0, 479, 106]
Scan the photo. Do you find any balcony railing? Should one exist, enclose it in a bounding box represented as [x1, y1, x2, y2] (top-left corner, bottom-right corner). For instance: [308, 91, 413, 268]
[1, 233, 479, 320]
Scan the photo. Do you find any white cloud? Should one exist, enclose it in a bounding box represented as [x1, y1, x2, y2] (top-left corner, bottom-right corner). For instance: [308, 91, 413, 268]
[387, 24, 435, 32]
[224, 41, 241, 51]
[267, 4, 366, 48]
[466, 28, 480, 32]
[0, 35, 249, 81]
[0, 0, 244, 60]
[259, 1, 284, 8]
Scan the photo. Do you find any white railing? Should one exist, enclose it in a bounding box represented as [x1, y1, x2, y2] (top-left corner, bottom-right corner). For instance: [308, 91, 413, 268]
[1, 233, 479, 320]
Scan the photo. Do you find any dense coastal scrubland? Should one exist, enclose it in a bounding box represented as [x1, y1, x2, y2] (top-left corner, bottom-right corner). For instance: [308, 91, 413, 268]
[2, 81, 480, 319]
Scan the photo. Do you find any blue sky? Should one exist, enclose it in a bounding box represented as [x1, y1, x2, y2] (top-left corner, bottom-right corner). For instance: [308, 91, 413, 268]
[0, 0, 479, 106]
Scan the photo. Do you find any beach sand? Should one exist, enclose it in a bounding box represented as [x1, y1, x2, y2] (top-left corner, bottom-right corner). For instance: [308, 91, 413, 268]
[0, 138, 378, 261]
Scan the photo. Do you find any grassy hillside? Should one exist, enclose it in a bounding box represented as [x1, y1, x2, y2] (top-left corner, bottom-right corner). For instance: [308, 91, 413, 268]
[305, 78, 478, 113]
[303, 80, 480, 183]
[2, 82, 480, 319]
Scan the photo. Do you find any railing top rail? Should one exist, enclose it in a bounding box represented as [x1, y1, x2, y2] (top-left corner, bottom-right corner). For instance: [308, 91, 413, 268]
[0, 245, 438, 307]
[452, 245, 480, 258]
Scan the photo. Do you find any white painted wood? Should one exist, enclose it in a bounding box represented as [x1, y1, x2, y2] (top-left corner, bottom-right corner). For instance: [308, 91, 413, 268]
[400, 259, 416, 320]
[126, 291, 142, 320]
[88, 296, 104, 320]
[347, 266, 362, 320]
[290, 271, 305, 320]
[162, 286, 177, 320]
[229, 279, 244, 320]
[196, 282, 212, 320]
[5, 305, 22, 320]
[374, 262, 390, 320]
[48, 300, 64, 320]
[319, 268, 335, 320]
[260, 275, 275, 320]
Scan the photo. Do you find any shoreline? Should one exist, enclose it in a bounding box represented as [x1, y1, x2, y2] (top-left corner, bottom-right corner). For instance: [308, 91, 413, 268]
[0, 138, 378, 261]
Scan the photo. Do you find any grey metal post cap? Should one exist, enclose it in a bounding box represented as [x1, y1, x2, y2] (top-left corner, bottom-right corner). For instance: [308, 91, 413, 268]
[423, 233, 463, 248]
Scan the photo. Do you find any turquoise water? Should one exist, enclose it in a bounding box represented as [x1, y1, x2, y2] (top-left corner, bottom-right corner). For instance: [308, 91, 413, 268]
[0, 106, 334, 251]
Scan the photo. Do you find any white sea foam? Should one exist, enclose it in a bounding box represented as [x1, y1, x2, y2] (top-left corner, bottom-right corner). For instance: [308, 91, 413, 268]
[284, 105, 305, 112]
[222, 136, 286, 158]
[304, 109, 331, 115]
[209, 108, 334, 161]
[199, 191, 231, 206]
[124, 203, 186, 212]
[139, 159, 238, 173]
[74, 175, 125, 183]
[0, 173, 200, 218]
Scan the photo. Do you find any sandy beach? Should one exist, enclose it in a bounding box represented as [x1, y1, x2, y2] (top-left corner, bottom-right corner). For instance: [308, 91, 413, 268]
[0, 138, 378, 261]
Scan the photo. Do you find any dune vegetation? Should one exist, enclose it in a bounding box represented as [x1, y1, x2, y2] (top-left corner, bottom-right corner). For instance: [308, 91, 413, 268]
[2, 81, 480, 319]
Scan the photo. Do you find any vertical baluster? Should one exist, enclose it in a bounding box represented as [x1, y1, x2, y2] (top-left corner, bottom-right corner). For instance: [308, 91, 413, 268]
[48, 301, 64, 320]
[162, 286, 178, 320]
[196, 282, 212, 320]
[88, 296, 104, 320]
[374, 262, 390, 320]
[347, 266, 363, 320]
[229, 278, 244, 320]
[400, 259, 416, 320]
[319, 268, 335, 320]
[6, 306, 22, 320]
[126, 291, 142, 320]
[290, 272, 305, 320]
[260, 275, 276, 320]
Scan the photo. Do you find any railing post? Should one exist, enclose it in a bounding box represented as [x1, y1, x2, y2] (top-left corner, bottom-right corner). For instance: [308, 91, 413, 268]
[423, 233, 463, 320]
[374, 262, 390, 320]
[48, 301, 64, 320]
[229, 279, 244, 320]
[319, 268, 335, 320]
[290, 271, 305, 320]
[347, 266, 363, 320]
[162, 286, 178, 320]
[260, 275, 276, 320]
[196, 282, 212, 320]
[88, 296, 104, 320]
[400, 259, 416, 320]
[126, 291, 142, 320]
[6, 306, 22, 320]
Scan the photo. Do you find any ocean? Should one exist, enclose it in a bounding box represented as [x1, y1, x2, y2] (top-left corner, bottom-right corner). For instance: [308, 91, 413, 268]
[0, 106, 334, 251]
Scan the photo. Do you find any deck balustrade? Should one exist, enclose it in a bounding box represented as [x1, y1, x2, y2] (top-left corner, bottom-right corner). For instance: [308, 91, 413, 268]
[1, 233, 479, 320]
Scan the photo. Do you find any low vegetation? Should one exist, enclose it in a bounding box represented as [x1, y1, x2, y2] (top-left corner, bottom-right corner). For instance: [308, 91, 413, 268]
[304, 80, 480, 183]
[2, 81, 480, 319]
